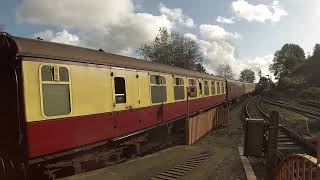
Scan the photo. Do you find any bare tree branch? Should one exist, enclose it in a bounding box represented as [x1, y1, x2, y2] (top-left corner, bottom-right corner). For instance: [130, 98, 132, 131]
[215, 64, 235, 79]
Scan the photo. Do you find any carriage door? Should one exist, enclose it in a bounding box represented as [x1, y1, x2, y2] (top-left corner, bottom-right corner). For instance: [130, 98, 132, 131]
[111, 68, 140, 136]
[111, 68, 127, 112]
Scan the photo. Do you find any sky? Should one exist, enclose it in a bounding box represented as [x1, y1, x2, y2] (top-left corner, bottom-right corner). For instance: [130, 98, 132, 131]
[1, 0, 320, 80]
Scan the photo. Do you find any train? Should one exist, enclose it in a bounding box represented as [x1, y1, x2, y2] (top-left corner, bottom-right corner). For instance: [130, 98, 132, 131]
[0, 32, 255, 179]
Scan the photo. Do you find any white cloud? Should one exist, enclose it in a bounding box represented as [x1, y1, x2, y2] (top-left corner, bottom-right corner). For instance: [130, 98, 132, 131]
[216, 16, 235, 24]
[33, 30, 80, 46]
[17, 0, 274, 80]
[231, 0, 287, 23]
[159, 4, 194, 28]
[184, 33, 198, 41]
[199, 24, 241, 41]
[18, 0, 191, 56]
[16, 0, 134, 29]
[185, 25, 273, 81]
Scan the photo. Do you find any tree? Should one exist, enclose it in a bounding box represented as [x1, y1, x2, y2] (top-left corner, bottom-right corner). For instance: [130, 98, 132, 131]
[312, 44, 320, 58]
[239, 69, 255, 83]
[269, 44, 305, 79]
[258, 70, 262, 78]
[256, 76, 275, 92]
[138, 28, 206, 73]
[216, 64, 234, 79]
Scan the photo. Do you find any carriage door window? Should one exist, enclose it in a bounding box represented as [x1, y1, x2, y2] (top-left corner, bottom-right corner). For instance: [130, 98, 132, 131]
[221, 82, 225, 94]
[199, 81, 203, 95]
[211, 81, 215, 95]
[216, 81, 221, 94]
[188, 79, 197, 98]
[204, 81, 209, 96]
[174, 77, 185, 100]
[114, 77, 126, 104]
[41, 65, 71, 117]
[150, 75, 167, 103]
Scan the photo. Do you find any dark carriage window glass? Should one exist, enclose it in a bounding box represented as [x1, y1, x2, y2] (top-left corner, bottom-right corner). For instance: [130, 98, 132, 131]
[188, 79, 197, 98]
[174, 77, 185, 100]
[221, 82, 224, 94]
[216, 81, 221, 94]
[204, 81, 209, 96]
[199, 82, 203, 95]
[150, 75, 167, 103]
[41, 65, 71, 117]
[41, 65, 53, 81]
[114, 77, 126, 104]
[211, 81, 215, 95]
[59, 67, 69, 81]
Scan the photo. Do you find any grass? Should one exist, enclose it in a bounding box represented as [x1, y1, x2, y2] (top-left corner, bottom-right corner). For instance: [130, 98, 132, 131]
[261, 102, 307, 122]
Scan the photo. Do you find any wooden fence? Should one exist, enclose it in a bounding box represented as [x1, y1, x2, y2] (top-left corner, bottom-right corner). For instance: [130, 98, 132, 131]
[276, 153, 320, 180]
[186, 107, 229, 145]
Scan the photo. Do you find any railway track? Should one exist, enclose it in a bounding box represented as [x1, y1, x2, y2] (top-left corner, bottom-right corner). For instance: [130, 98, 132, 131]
[263, 97, 320, 119]
[245, 96, 318, 161]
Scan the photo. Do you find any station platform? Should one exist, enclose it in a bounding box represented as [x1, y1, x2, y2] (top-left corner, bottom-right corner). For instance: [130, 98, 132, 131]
[60, 102, 248, 180]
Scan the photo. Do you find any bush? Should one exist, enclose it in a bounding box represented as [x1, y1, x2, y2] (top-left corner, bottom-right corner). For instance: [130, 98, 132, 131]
[278, 75, 306, 90]
[299, 87, 320, 99]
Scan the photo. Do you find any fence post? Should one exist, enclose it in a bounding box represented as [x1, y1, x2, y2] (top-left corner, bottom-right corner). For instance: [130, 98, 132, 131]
[266, 110, 280, 180]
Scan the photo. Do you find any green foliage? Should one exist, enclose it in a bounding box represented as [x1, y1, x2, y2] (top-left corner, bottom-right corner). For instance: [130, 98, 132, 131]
[269, 44, 305, 79]
[138, 27, 206, 73]
[312, 44, 320, 58]
[257, 76, 274, 91]
[299, 87, 320, 99]
[291, 43, 320, 87]
[277, 75, 306, 90]
[239, 69, 255, 83]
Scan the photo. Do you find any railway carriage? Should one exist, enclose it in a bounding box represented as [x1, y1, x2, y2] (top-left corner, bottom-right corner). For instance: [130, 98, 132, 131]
[226, 80, 256, 101]
[0, 33, 231, 179]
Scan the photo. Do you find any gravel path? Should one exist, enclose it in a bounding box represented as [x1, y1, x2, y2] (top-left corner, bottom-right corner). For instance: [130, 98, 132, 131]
[185, 101, 246, 180]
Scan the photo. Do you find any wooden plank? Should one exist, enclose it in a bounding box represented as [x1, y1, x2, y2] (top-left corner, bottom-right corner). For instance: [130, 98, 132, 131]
[238, 147, 257, 180]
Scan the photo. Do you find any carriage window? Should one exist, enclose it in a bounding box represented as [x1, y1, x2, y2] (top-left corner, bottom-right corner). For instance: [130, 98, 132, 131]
[114, 77, 126, 104]
[188, 79, 197, 98]
[221, 82, 225, 94]
[150, 75, 167, 103]
[211, 81, 215, 95]
[216, 81, 221, 94]
[174, 77, 185, 100]
[41, 65, 71, 117]
[204, 81, 209, 96]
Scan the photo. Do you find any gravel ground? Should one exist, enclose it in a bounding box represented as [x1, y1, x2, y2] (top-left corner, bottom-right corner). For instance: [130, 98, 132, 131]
[186, 101, 246, 180]
[60, 101, 248, 180]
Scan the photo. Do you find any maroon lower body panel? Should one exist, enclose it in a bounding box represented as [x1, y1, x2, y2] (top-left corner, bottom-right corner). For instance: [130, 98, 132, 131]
[27, 95, 225, 158]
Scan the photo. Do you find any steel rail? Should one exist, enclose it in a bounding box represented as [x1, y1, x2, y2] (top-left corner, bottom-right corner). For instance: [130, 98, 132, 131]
[257, 97, 318, 157]
[263, 97, 320, 119]
[245, 96, 318, 158]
